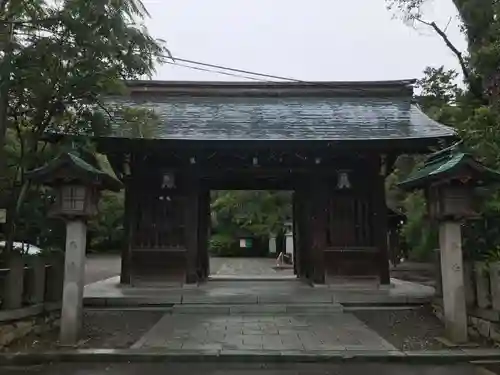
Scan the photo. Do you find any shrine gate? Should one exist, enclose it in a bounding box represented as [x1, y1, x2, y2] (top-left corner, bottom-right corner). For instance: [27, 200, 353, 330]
[97, 80, 455, 286]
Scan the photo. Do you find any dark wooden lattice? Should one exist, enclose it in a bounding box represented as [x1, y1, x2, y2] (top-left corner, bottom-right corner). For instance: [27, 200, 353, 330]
[133, 190, 186, 249]
[326, 191, 374, 248]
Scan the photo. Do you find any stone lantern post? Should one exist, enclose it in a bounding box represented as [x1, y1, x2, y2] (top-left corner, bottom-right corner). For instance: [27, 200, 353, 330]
[26, 152, 122, 345]
[399, 144, 500, 343]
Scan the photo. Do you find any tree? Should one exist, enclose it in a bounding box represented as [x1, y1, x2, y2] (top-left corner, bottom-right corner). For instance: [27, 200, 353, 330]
[387, 0, 500, 260]
[386, 0, 498, 103]
[210, 191, 292, 256]
[0, 0, 167, 251]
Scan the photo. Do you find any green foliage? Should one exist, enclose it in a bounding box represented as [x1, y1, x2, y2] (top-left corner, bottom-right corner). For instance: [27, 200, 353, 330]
[210, 191, 291, 257]
[208, 233, 240, 257]
[211, 191, 292, 237]
[386, 0, 500, 261]
[400, 192, 438, 261]
[0, 0, 165, 252]
[88, 191, 125, 252]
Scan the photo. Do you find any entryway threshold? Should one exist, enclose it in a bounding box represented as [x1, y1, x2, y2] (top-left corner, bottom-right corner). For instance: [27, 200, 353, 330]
[170, 302, 343, 315]
[208, 275, 299, 281]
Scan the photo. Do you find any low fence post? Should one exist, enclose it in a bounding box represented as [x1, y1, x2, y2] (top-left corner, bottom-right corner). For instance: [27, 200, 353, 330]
[3, 255, 25, 309]
[45, 254, 64, 302]
[25, 257, 46, 304]
[434, 249, 442, 297]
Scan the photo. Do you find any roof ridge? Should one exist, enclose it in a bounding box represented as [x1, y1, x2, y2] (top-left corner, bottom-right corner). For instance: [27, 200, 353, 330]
[126, 79, 417, 87]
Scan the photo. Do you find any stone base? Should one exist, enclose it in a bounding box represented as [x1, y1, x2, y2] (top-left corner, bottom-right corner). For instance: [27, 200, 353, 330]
[433, 301, 500, 344]
[84, 277, 434, 307]
[131, 249, 188, 286]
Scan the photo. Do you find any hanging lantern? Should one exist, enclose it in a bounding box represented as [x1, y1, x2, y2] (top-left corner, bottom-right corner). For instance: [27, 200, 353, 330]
[161, 171, 176, 189]
[337, 170, 351, 189]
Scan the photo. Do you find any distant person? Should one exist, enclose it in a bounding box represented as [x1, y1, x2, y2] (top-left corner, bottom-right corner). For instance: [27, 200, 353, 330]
[276, 251, 284, 267]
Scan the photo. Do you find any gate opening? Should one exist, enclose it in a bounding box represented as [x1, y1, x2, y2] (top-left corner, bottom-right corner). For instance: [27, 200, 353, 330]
[208, 190, 295, 279]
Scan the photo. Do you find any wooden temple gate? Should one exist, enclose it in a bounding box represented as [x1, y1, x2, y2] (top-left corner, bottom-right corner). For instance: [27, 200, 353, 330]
[101, 80, 456, 287]
[114, 148, 391, 286]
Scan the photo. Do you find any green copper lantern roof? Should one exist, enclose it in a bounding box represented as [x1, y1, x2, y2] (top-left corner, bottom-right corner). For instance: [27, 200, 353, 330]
[398, 143, 500, 190]
[26, 152, 122, 192]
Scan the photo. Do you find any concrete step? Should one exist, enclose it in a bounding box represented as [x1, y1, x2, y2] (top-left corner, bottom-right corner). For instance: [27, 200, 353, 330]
[171, 303, 343, 315]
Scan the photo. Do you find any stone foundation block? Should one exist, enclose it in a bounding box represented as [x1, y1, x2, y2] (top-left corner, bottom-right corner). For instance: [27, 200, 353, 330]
[490, 323, 500, 342]
[476, 318, 491, 337]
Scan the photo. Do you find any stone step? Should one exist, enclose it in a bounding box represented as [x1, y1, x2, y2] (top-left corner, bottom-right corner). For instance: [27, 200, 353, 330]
[171, 303, 343, 315]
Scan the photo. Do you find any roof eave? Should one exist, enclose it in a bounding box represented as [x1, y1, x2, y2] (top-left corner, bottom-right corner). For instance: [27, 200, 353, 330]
[123, 79, 416, 97]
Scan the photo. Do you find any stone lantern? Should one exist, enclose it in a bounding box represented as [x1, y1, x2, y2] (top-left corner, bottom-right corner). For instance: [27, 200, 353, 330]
[26, 152, 122, 345]
[398, 144, 500, 343]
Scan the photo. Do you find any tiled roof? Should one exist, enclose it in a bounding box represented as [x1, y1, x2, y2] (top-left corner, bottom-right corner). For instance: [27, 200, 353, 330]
[106, 80, 456, 142]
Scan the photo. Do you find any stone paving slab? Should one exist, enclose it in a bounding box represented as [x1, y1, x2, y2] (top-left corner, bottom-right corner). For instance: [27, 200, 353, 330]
[171, 303, 343, 315]
[84, 278, 434, 307]
[132, 313, 396, 352]
[210, 257, 295, 277]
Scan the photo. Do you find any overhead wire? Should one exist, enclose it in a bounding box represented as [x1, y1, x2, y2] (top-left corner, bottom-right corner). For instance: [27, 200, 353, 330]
[168, 56, 305, 83]
[164, 60, 272, 82]
[163, 55, 416, 93]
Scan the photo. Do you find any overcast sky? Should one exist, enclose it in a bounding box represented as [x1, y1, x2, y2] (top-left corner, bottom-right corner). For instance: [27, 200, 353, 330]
[141, 0, 467, 82]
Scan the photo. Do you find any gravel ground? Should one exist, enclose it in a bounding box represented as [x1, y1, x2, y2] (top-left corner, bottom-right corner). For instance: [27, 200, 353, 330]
[353, 306, 492, 351]
[3, 310, 165, 351]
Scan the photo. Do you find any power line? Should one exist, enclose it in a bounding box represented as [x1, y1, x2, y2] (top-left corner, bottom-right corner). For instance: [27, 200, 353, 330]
[165, 55, 416, 93]
[169, 56, 307, 83]
[164, 61, 272, 82]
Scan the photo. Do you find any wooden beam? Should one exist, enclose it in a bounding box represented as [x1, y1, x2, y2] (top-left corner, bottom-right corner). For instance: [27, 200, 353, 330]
[309, 177, 327, 284]
[197, 188, 211, 281]
[374, 159, 390, 285]
[119, 176, 132, 284]
[96, 137, 449, 156]
[184, 175, 201, 284]
[293, 188, 309, 280]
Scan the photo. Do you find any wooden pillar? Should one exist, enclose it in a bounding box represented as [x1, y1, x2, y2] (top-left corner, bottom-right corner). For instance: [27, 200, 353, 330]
[374, 161, 390, 285]
[185, 178, 200, 284]
[387, 228, 399, 265]
[293, 188, 309, 280]
[120, 176, 132, 284]
[292, 192, 299, 276]
[292, 191, 303, 277]
[309, 178, 327, 284]
[197, 188, 210, 281]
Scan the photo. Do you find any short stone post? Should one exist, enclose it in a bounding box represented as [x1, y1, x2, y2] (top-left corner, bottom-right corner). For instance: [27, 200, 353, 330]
[25, 256, 47, 304]
[45, 254, 64, 302]
[3, 255, 24, 309]
[284, 221, 294, 257]
[475, 261, 491, 309]
[490, 262, 500, 311]
[268, 235, 277, 255]
[434, 249, 442, 297]
[463, 261, 476, 308]
[439, 221, 468, 343]
[60, 220, 87, 345]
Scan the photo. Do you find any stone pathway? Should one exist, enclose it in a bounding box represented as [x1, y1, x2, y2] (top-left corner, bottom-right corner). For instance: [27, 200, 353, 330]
[132, 313, 396, 352]
[85, 278, 434, 306]
[210, 257, 294, 277]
